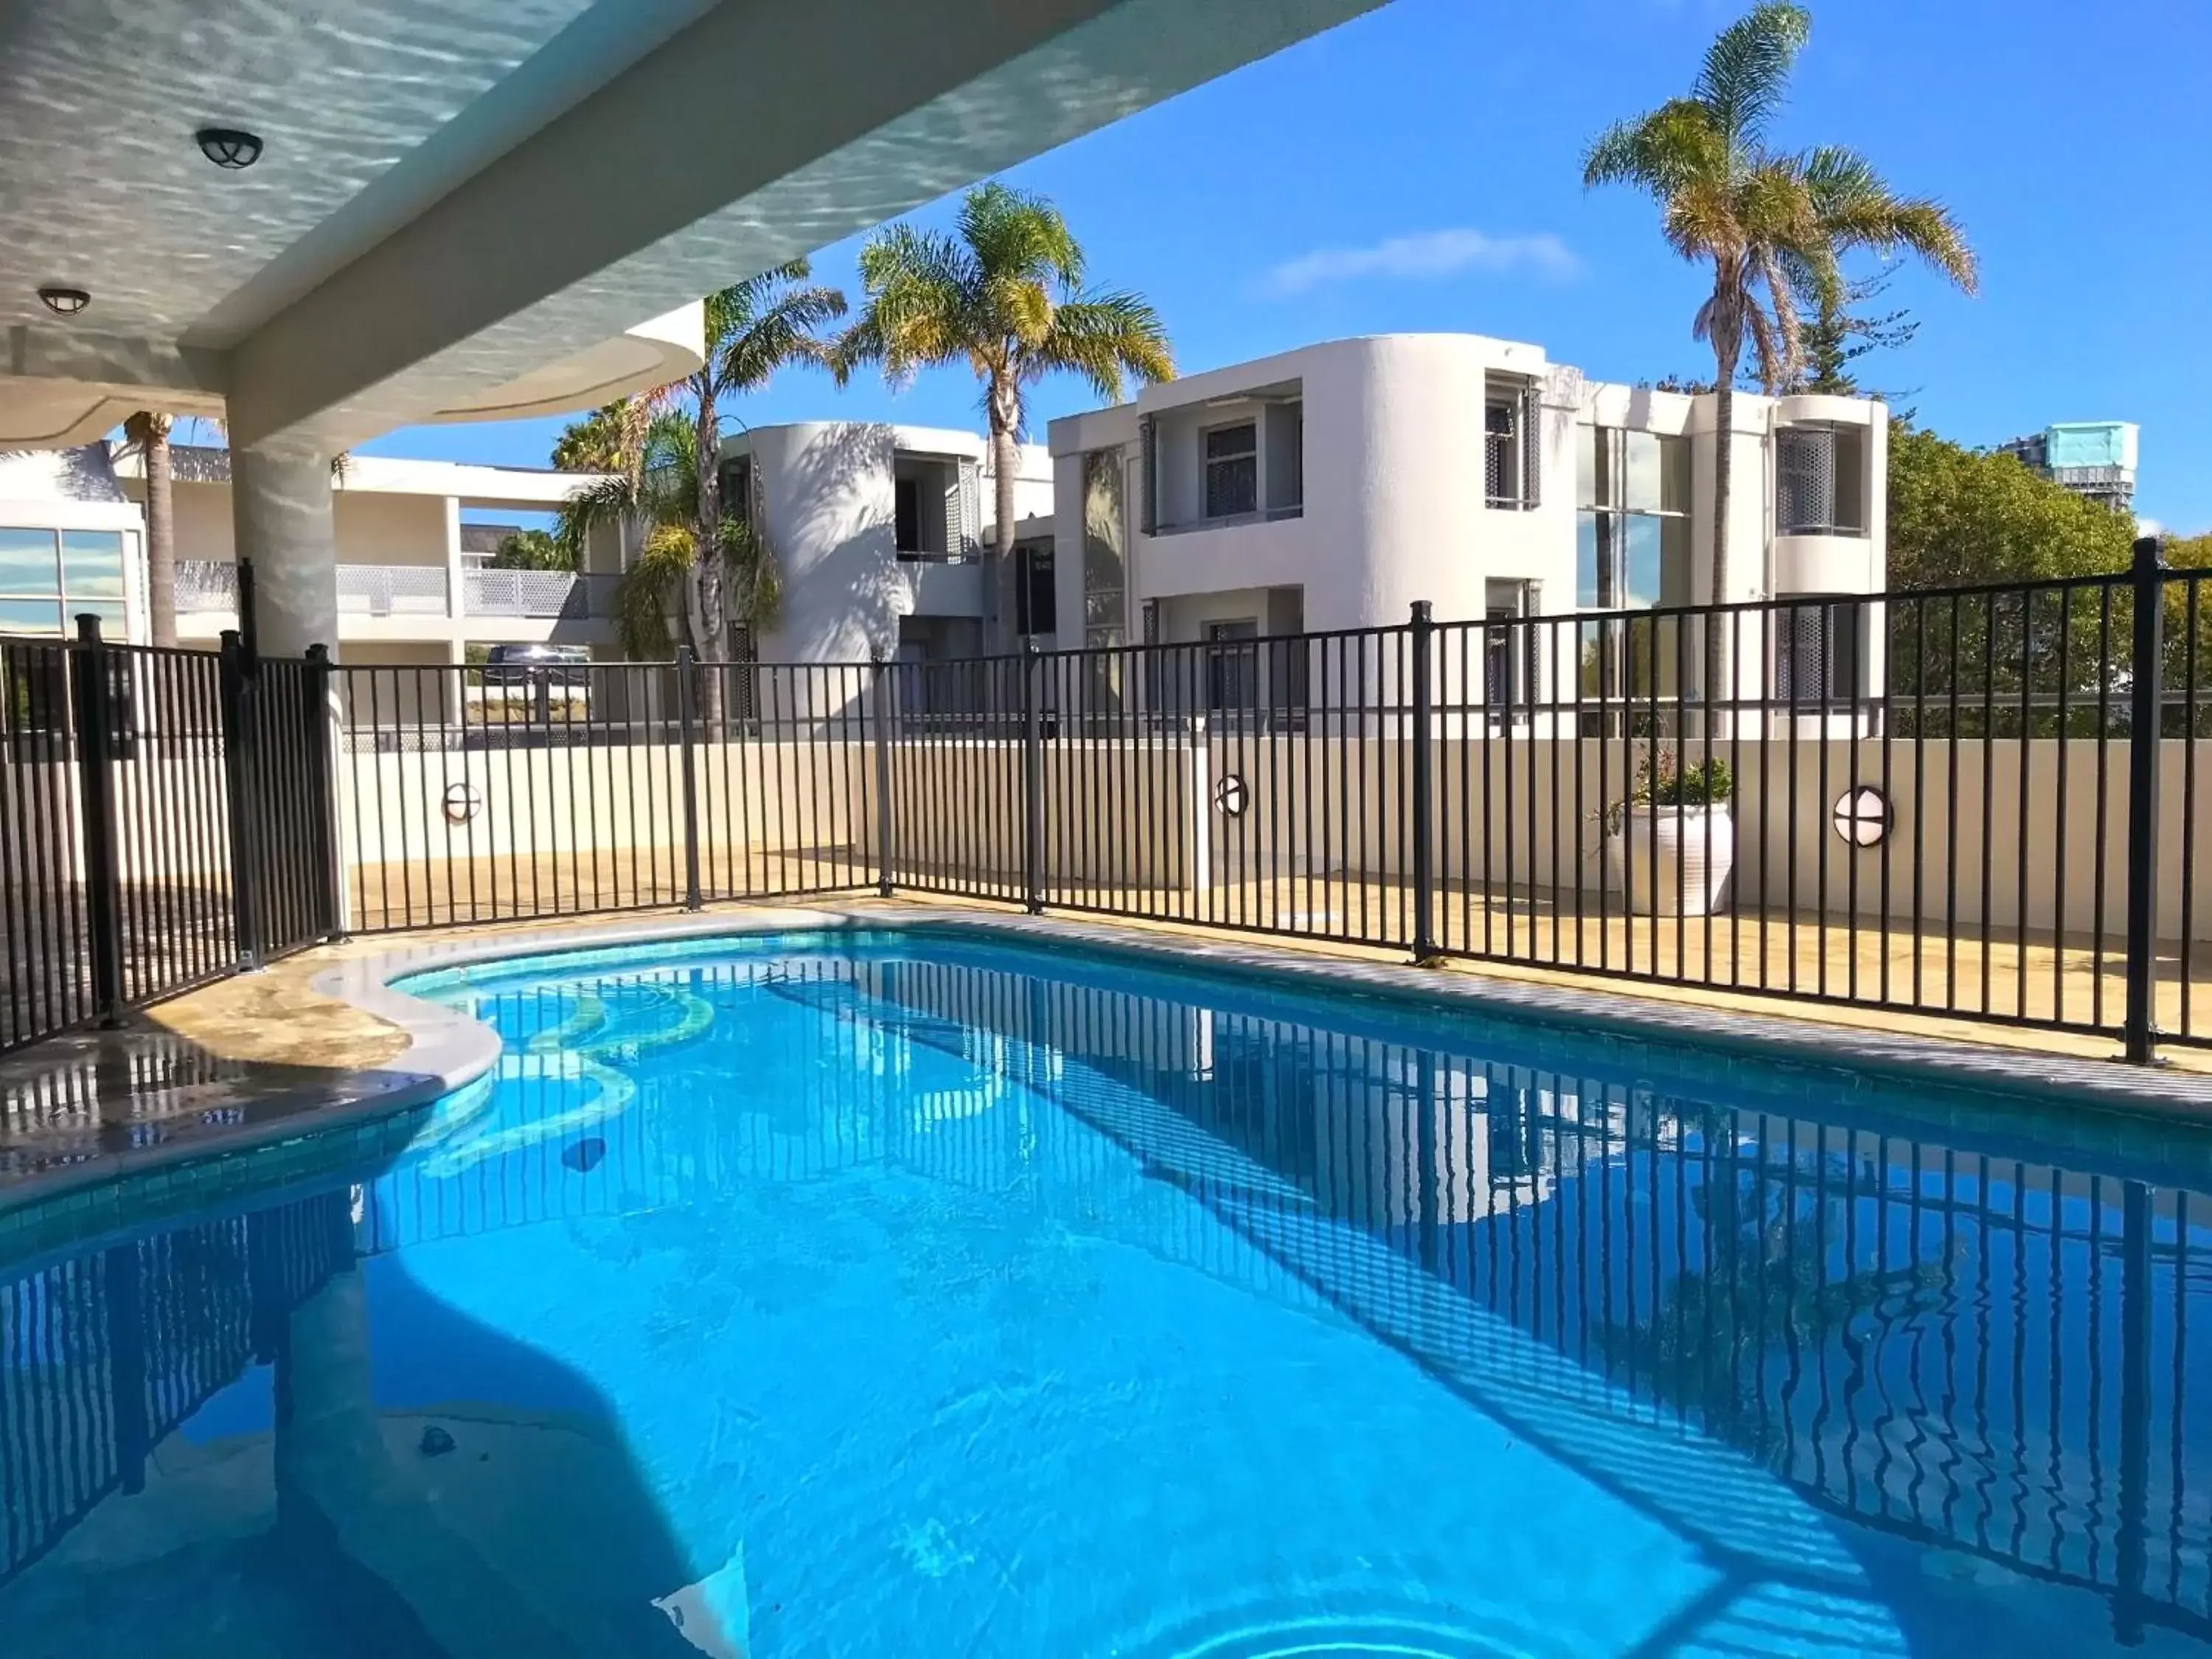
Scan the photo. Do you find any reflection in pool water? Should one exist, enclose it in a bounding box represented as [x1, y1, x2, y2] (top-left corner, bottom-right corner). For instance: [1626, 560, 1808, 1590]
[3, 932, 2210, 1656]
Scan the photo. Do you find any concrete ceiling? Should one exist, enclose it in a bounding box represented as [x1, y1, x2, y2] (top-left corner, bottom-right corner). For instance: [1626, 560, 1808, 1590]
[0, 0, 1383, 455]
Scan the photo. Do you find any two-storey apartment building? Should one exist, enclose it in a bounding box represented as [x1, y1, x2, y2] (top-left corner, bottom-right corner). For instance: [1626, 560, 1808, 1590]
[1046, 333, 1886, 700]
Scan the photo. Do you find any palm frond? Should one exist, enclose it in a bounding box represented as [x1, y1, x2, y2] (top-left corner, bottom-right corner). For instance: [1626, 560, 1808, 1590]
[119, 410, 173, 456]
[958, 182, 1083, 296]
[718, 513, 782, 635]
[1692, 1, 1811, 144]
[612, 521, 698, 660]
[1801, 145, 1978, 292]
[707, 261, 849, 399]
[1582, 100, 1722, 198]
[844, 223, 975, 387]
[1034, 293, 1176, 405]
[553, 472, 640, 566]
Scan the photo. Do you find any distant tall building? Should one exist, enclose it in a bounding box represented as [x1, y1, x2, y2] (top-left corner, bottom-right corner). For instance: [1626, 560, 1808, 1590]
[1997, 421, 2138, 513]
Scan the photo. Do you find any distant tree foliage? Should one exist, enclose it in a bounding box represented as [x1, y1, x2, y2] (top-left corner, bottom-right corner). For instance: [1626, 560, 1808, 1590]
[490, 529, 571, 571]
[1798, 268, 1919, 401]
[1887, 420, 2133, 590]
[2166, 532, 2212, 569]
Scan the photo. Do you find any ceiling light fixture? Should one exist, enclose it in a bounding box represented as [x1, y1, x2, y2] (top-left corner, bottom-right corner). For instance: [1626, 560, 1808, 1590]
[195, 127, 264, 169]
[37, 286, 89, 317]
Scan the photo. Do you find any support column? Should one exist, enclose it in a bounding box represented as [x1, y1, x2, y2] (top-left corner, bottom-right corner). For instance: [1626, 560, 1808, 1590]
[232, 443, 340, 659]
[442, 494, 465, 622]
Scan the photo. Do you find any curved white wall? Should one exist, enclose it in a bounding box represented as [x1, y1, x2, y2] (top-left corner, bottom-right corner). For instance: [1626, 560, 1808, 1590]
[754, 422, 903, 664]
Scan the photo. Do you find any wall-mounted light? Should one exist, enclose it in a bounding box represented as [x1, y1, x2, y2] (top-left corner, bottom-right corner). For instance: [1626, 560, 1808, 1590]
[1833, 785, 1893, 848]
[37, 285, 89, 316]
[195, 128, 264, 169]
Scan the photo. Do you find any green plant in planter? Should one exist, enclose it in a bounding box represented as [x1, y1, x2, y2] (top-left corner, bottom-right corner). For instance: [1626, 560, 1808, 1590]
[1604, 751, 1735, 832]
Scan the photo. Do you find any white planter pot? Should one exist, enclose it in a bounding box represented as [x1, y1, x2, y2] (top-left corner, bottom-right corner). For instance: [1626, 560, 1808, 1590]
[1605, 804, 1736, 917]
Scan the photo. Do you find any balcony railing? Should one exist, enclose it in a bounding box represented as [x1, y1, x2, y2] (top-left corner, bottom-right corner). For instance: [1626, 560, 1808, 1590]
[337, 564, 447, 616]
[465, 567, 595, 617]
[175, 561, 613, 625]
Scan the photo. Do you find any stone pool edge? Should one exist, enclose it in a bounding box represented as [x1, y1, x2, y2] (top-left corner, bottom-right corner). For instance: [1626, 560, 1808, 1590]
[7, 901, 2212, 1255]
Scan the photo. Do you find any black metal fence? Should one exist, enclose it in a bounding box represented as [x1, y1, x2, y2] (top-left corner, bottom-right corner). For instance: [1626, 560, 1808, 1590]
[0, 618, 338, 1054]
[317, 540, 2212, 1061]
[9, 542, 2212, 1061]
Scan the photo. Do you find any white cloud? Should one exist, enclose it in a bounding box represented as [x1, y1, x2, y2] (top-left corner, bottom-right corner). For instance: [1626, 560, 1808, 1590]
[1260, 229, 1582, 297]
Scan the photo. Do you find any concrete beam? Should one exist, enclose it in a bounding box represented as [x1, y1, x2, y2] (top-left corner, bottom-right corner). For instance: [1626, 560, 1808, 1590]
[226, 0, 1381, 452]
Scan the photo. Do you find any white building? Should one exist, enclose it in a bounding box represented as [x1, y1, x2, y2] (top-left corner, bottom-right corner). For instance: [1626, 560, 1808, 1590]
[0, 443, 622, 667]
[726, 422, 1053, 664]
[1046, 333, 1887, 657]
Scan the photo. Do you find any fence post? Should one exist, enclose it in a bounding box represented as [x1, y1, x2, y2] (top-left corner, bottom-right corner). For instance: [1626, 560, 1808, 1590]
[1410, 601, 1439, 963]
[1023, 640, 1044, 914]
[2124, 534, 2165, 1064]
[677, 646, 703, 911]
[68, 613, 126, 1024]
[872, 650, 896, 897]
[302, 644, 346, 942]
[236, 557, 259, 665]
[218, 630, 265, 969]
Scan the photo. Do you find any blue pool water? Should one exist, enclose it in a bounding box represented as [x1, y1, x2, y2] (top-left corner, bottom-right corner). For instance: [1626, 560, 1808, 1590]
[4, 929, 2212, 1657]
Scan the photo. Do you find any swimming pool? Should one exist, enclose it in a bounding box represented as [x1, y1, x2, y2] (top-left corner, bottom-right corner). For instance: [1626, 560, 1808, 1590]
[4, 925, 2211, 1657]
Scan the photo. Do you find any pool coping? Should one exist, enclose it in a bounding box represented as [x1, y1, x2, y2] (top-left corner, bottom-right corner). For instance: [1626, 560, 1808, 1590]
[6, 901, 2212, 1243]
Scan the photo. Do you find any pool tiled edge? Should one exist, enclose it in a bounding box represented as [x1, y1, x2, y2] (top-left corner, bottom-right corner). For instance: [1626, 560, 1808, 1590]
[7, 901, 2212, 1267]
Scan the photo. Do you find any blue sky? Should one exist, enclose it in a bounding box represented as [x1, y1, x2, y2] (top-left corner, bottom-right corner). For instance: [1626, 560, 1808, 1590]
[363, 0, 2212, 533]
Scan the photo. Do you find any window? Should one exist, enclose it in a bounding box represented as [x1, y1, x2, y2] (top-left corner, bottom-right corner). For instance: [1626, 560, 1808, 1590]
[0, 527, 128, 639]
[1015, 543, 1056, 637]
[1776, 425, 1867, 535]
[1206, 618, 1259, 711]
[1484, 580, 1538, 711]
[894, 476, 921, 554]
[1203, 422, 1259, 520]
[1775, 598, 1864, 706]
[1576, 428, 1689, 611]
[1484, 380, 1542, 509]
[717, 459, 754, 529]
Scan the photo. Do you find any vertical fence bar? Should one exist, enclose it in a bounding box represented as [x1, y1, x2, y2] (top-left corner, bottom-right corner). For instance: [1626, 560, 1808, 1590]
[1409, 602, 1438, 963]
[872, 650, 896, 897]
[1023, 640, 1045, 914]
[217, 631, 262, 969]
[303, 643, 343, 941]
[678, 647, 703, 912]
[67, 615, 125, 1025]
[2124, 535, 2166, 1062]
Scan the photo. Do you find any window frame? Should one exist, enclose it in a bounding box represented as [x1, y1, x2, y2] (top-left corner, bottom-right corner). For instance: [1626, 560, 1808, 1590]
[1576, 426, 1691, 611]
[1200, 418, 1260, 523]
[1483, 380, 1543, 511]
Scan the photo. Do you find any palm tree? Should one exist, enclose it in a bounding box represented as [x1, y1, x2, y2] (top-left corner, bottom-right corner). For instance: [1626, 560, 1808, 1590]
[557, 262, 842, 687]
[120, 411, 175, 646]
[688, 265, 844, 668]
[557, 408, 780, 662]
[1582, 1, 1976, 609]
[838, 183, 1175, 642]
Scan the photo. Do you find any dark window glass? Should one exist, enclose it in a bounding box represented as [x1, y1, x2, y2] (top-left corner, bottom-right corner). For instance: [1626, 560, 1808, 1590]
[1015, 546, 1056, 636]
[1203, 424, 1258, 519]
[894, 476, 921, 554]
[1206, 617, 1258, 709]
